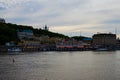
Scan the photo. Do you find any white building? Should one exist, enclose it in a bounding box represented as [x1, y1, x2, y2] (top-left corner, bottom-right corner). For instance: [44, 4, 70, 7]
[17, 29, 34, 40]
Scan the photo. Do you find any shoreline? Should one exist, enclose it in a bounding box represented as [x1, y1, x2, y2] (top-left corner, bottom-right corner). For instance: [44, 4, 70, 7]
[0, 45, 118, 53]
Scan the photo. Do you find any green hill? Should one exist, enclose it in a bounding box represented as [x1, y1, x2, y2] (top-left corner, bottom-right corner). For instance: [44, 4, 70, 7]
[0, 22, 68, 45]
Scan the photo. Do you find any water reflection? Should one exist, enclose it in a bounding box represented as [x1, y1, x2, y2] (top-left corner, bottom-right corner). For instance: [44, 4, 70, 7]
[0, 51, 120, 80]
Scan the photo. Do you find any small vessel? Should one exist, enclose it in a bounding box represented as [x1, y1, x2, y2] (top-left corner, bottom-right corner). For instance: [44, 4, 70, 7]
[96, 47, 108, 51]
[8, 48, 22, 52]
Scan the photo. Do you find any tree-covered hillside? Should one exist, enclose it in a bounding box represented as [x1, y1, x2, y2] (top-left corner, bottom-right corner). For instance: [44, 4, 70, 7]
[0, 22, 68, 45]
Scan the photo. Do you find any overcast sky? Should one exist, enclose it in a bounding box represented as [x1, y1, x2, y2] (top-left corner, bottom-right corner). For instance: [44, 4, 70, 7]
[0, 0, 120, 37]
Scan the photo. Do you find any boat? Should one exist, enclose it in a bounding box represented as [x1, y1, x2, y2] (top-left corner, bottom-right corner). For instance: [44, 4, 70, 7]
[8, 48, 22, 52]
[96, 47, 108, 51]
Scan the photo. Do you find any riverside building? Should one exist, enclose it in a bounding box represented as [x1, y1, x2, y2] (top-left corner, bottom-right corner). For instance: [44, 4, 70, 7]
[92, 33, 116, 47]
[17, 29, 34, 40]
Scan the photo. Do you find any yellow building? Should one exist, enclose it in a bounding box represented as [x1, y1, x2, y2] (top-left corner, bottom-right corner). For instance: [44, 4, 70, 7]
[92, 33, 116, 46]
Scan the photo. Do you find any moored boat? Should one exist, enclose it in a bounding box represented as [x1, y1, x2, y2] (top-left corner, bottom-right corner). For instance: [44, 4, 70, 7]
[8, 48, 22, 52]
[96, 48, 108, 51]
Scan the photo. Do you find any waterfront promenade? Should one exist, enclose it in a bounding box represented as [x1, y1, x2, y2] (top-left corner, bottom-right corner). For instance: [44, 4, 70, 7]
[0, 45, 90, 52]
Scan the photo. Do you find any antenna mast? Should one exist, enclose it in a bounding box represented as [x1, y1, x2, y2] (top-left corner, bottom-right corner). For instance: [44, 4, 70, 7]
[80, 31, 81, 36]
[115, 26, 117, 35]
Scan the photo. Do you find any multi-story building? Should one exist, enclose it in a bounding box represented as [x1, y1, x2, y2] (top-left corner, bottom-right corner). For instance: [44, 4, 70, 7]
[92, 33, 116, 46]
[17, 29, 34, 40]
[56, 39, 90, 49]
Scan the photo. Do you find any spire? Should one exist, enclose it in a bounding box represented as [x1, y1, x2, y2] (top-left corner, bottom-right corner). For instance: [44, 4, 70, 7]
[115, 26, 117, 35]
[44, 25, 49, 31]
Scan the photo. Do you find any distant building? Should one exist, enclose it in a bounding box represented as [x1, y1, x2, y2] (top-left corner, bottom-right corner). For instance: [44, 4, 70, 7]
[17, 29, 34, 40]
[116, 39, 120, 50]
[92, 33, 116, 46]
[0, 18, 5, 23]
[56, 39, 90, 49]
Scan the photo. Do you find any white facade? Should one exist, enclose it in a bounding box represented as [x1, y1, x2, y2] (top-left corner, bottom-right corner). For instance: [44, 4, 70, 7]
[17, 30, 34, 40]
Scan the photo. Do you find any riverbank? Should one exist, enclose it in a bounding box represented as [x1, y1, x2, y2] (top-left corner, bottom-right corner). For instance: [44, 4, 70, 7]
[0, 45, 91, 52]
[0, 45, 118, 54]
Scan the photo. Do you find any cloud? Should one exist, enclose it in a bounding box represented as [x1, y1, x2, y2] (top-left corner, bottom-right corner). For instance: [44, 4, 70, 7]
[0, 2, 7, 10]
[0, 6, 5, 10]
[104, 19, 120, 24]
[0, 0, 120, 37]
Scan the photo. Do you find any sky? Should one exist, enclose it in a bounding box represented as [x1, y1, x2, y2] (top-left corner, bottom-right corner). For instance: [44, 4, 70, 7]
[0, 0, 120, 37]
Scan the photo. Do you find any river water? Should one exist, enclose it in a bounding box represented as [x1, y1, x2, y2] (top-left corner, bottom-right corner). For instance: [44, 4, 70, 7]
[0, 51, 120, 80]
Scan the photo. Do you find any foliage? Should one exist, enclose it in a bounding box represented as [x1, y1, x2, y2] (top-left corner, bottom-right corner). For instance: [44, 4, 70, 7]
[33, 28, 68, 38]
[0, 22, 68, 45]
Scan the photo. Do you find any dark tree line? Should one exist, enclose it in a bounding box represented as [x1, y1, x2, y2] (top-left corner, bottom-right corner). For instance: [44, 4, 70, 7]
[33, 28, 68, 38]
[0, 22, 68, 45]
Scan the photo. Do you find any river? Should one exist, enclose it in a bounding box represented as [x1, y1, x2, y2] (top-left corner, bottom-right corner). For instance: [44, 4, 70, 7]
[0, 51, 120, 80]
